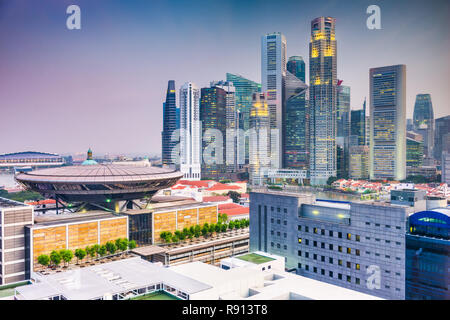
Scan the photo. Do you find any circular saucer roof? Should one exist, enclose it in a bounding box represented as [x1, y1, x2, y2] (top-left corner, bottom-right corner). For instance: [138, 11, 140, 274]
[15, 164, 183, 203]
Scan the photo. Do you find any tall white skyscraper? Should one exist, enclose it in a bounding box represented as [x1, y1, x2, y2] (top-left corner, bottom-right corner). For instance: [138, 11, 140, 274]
[369, 65, 406, 181]
[261, 32, 286, 169]
[180, 82, 201, 180]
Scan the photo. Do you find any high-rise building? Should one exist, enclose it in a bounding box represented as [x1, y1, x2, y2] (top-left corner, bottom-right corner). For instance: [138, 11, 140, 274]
[200, 86, 227, 179]
[309, 17, 337, 185]
[249, 93, 270, 185]
[210, 81, 238, 173]
[179, 82, 201, 180]
[336, 83, 351, 139]
[287, 56, 305, 82]
[284, 70, 309, 170]
[226, 73, 261, 165]
[161, 80, 178, 166]
[261, 32, 287, 169]
[349, 145, 369, 179]
[351, 109, 366, 146]
[369, 65, 406, 181]
[434, 115, 450, 160]
[442, 151, 450, 185]
[406, 131, 424, 168]
[413, 94, 434, 158]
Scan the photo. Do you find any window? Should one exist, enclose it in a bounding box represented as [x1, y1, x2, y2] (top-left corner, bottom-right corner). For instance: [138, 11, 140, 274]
[283, 245, 287, 250]
[277, 208, 281, 212]
[347, 248, 351, 254]
[271, 218, 274, 223]
[329, 271, 333, 277]
[346, 261, 351, 268]
[347, 276, 351, 283]
[313, 241, 317, 247]
[305, 265, 309, 271]
[338, 273, 342, 280]
[338, 246, 343, 252]
[329, 230, 333, 237]
[385, 240, 390, 244]
[395, 272, 400, 276]
[375, 238, 380, 242]
[271, 242, 274, 247]
[385, 225, 391, 228]
[321, 256, 325, 262]
[283, 221, 287, 225]
[355, 264, 360, 270]
[365, 222, 370, 225]
[396, 257, 401, 261]
[298, 263, 302, 268]
[313, 254, 317, 260]
[338, 232, 342, 238]
[321, 229, 325, 236]
[298, 225, 302, 231]
[305, 239, 309, 245]
[356, 278, 360, 285]
[271, 207, 274, 211]
[385, 270, 391, 274]
[321, 269, 325, 275]
[305, 226, 309, 232]
[277, 244, 280, 248]
[329, 257, 333, 264]
[277, 231, 280, 236]
[284, 233, 287, 238]
[356, 235, 360, 242]
[298, 250, 302, 256]
[313, 267, 317, 273]
[396, 241, 401, 245]
[305, 252, 309, 258]
[298, 237, 302, 244]
[338, 259, 343, 266]
[283, 208, 287, 213]
[375, 223, 380, 227]
[329, 244, 334, 250]
[356, 249, 360, 256]
[271, 230, 274, 235]
[321, 242, 325, 249]
[347, 233, 351, 240]
[395, 226, 401, 230]
[385, 255, 390, 259]
[277, 219, 280, 224]
[314, 228, 318, 234]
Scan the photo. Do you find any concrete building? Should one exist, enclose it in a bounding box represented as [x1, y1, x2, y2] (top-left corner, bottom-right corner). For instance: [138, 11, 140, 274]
[369, 65, 406, 181]
[442, 151, 450, 185]
[406, 131, 424, 168]
[349, 145, 369, 180]
[309, 17, 338, 185]
[180, 82, 201, 180]
[0, 198, 33, 285]
[249, 190, 413, 299]
[434, 115, 450, 161]
[261, 32, 287, 169]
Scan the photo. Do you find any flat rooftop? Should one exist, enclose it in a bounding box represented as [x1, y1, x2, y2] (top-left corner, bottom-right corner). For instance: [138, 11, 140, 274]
[236, 253, 275, 265]
[32, 210, 123, 227]
[16, 257, 211, 300]
[0, 197, 29, 209]
[124, 200, 216, 215]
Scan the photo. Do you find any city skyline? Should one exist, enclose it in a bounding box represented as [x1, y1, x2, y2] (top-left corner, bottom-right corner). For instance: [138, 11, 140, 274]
[0, 0, 449, 155]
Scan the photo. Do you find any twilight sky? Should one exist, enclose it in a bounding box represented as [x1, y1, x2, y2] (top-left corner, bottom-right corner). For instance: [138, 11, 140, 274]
[0, 0, 448, 156]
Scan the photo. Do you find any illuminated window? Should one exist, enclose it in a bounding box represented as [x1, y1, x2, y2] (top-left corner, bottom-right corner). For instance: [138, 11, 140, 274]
[338, 259, 343, 266]
[347, 248, 351, 254]
[356, 264, 360, 270]
[338, 246, 343, 252]
[356, 235, 360, 242]
[313, 228, 318, 234]
[298, 237, 302, 244]
[347, 233, 351, 240]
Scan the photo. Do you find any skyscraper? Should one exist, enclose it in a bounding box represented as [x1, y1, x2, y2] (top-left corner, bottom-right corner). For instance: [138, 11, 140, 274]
[413, 94, 434, 158]
[210, 81, 238, 173]
[261, 32, 287, 169]
[161, 80, 178, 166]
[434, 115, 450, 160]
[309, 17, 337, 185]
[351, 109, 366, 146]
[249, 93, 270, 185]
[226, 73, 261, 165]
[180, 82, 201, 180]
[336, 83, 351, 139]
[287, 56, 305, 82]
[284, 70, 308, 170]
[406, 131, 424, 168]
[369, 65, 406, 181]
[349, 145, 369, 179]
[200, 85, 227, 179]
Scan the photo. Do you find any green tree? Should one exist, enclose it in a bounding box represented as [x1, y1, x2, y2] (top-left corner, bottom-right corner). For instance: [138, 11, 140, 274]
[105, 241, 117, 255]
[208, 223, 216, 234]
[37, 254, 50, 267]
[221, 223, 227, 232]
[99, 245, 107, 256]
[50, 250, 61, 267]
[215, 223, 221, 233]
[227, 191, 241, 203]
[92, 244, 100, 258]
[172, 235, 179, 243]
[201, 225, 208, 237]
[128, 240, 137, 250]
[326, 176, 339, 186]
[74, 249, 86, 263]
[239, 220, 246, 229]
[89, 246, 96, 259]
[60, 249, 73, 266]
[85, 246, 91, 261]
[118, 238, 129, 252]
[228, 220, 235, 230]
[234, 220, 241, 229]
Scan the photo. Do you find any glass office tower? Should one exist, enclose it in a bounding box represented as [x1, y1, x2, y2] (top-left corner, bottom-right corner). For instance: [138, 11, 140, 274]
[200, 86, 227, 179]
[406, 131, 424, 168]
[284, 71, 309, 169]
[369, 65, 406, 181]
[261, 32, 287, 169]
[413, 94, 434, 158]
[433, 115, 450, 160]
[287, 56, 305, 82]
[161, 80, 178, 166]
[351, 109, 366, 146]
[309, 17, 337, 185]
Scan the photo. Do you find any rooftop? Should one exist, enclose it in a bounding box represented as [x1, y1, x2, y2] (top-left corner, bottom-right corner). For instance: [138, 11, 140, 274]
[32, 210, 122, 227]
[236, 253, 275, 265]
[0, 197, 29, 209]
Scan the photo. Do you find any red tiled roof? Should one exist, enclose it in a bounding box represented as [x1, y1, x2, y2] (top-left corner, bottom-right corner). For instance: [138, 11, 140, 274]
[240, 193, 249, 198]
[206, 183, 240, 191]
[203, 195, 230, 202]
[178, 180, 211, 188]
[171, 185, 186, 190]
[219, 206, 249, 217]
[218, 203, 241, 210]
[28, 199, 56, 206]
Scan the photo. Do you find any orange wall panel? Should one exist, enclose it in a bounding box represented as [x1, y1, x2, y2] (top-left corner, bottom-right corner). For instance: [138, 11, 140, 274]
[100, 218, 127, 244]
[68, 222, 99, 250]
[32, 226, 66, 264]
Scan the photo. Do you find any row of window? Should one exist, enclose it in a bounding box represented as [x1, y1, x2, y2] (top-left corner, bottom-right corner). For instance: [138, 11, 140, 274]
[365, 221, 402, 230]
[297, 225, 360, 242]
[298, 250, 361, 270]
[298, 264, 361, 284]
[297, 238, 361, 256]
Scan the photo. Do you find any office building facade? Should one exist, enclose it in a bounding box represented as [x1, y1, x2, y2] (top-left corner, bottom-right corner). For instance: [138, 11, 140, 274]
[442, 151, 450, 185]
[369, 65, 406, 181]
[412, 94, 434, 158]
[349, 145, 369, 179]
[161, 80, 178, 166]
[261, 32, 287, 169]
[434, 115, 450, 161]
[200, 86, 227, 179]
[249, 191, 411, 299]
[406, 131, 424, 168]
[180, 82, 201, 180]
[309, 17, 337, 185]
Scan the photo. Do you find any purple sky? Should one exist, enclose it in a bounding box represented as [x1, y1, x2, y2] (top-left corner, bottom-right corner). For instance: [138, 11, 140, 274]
[0, 0, 448, 156]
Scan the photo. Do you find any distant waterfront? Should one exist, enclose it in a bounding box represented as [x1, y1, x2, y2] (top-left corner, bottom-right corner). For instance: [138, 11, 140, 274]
[0, 173, 17, 188]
